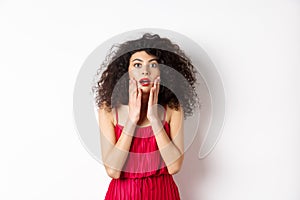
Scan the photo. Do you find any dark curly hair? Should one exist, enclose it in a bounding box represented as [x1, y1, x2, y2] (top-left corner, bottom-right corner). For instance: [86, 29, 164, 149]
[92, 33, 200, 119]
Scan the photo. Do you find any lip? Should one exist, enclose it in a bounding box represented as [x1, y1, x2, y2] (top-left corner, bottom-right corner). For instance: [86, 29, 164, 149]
[139, 78, 151, 86]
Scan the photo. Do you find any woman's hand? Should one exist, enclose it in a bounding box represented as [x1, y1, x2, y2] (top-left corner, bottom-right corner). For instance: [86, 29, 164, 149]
[128, 78, 142, 124]
[147, 76, 160, 122]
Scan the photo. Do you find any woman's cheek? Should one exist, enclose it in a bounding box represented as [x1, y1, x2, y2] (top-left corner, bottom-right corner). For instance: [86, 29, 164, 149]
[151, 69, 160, 77]
[129, 69, 139, 79]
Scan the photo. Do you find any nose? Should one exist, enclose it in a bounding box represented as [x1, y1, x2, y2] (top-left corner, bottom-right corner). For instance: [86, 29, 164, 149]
[142, 65, 150, 76]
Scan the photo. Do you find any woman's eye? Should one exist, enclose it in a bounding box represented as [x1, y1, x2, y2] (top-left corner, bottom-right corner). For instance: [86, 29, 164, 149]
[133, 63, 142, 68]
[150, 63, 158, 68]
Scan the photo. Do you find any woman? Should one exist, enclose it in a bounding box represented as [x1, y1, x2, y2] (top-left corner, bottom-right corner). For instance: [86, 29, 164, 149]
[92, 33, 199, 199]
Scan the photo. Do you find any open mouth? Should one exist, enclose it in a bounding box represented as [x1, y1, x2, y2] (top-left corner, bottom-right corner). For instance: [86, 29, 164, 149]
[139, 78, 151, 86]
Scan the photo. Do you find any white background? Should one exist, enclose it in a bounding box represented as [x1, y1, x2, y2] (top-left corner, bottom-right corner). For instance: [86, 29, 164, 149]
[1, 0, 299, 199]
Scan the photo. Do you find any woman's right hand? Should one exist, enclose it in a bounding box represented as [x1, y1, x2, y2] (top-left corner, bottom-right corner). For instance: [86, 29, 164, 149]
[128, 78, 142, 124]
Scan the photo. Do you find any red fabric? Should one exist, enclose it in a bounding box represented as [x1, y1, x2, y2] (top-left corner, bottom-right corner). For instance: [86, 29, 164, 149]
[104, 110, 180, 199]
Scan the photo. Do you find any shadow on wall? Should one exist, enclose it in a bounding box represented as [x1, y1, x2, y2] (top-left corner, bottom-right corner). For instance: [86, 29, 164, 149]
[174, 130, 213, 200]
[174, 73, 215, 200]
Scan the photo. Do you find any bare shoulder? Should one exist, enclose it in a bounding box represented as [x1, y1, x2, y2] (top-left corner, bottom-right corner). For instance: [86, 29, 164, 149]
[166, 104, 183, 124]
[97, 103, 117, 144]
[166, 104, 184, 142]
[97, 103, 114, 126]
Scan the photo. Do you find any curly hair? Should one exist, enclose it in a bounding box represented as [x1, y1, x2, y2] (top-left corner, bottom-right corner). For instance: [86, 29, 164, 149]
[92, 33, 200, 119]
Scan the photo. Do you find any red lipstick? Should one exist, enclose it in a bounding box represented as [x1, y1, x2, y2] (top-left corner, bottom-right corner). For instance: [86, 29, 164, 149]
[139, 78, 151, 86]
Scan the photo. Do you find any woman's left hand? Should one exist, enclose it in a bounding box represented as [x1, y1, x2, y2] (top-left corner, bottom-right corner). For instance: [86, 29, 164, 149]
[147, 76, 160, 122]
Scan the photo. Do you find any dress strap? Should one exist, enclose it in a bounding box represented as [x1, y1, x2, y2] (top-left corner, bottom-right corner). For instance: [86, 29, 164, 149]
[163, 104, 167, 123]
[115, 107, 119, 124]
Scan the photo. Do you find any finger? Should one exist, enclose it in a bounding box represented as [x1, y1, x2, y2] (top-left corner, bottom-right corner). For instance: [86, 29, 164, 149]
[152, 79, 157, 102]
[129, 78, 138, 102]
[153, 77, 159, 103]
[153, 79, 156, 90]
[128, 78, 133, 97]
[137, 88, 142, 103]
[134, 78, 138, 92]
[156, 76, 160, 94]
[131, 78, 138, 98]
[129, 78, 134, 93]
[148, 87, 154, 106]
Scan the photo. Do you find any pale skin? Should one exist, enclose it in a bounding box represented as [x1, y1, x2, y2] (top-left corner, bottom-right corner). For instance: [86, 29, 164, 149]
[98, 51, 184, 179]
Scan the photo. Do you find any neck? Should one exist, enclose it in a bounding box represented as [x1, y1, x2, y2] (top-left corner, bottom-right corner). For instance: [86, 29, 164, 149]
[133, 93, 149, 123]
[141, 93, 149, 111]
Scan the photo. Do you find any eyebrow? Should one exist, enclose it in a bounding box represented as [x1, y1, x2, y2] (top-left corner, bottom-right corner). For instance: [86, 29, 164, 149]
[132, 58, 158, 62]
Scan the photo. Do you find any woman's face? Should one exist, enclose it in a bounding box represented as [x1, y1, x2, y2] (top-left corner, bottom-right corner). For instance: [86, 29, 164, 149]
[128, 51, 160, 93]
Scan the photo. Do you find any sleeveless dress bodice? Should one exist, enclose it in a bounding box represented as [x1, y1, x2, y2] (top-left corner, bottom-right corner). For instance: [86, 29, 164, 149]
[104, 106, 180, 200]
[114, 121, 170, 178]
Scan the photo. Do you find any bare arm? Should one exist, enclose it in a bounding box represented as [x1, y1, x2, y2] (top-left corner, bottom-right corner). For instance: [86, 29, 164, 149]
[98, 108, 136, 179]
[151, 106, 184, 175]
[147, 77, 184, 175]
[98, 78, 142, 179]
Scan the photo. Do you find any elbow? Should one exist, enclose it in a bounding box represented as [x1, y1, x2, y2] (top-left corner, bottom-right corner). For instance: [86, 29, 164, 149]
[168, 168, 180, 175]
[167, 155, 184, 175]
[102, 156, 121, 179]
[167, 164, 182, 175]
[106, 167, 121, 179]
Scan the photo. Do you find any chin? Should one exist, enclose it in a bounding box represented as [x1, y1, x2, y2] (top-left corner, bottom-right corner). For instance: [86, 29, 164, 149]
[140, 87, 151, 94]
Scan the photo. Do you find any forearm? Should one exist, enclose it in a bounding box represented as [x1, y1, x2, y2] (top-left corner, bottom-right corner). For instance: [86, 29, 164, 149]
[103, 118, 136, 178]
[151, 119, 184, 174]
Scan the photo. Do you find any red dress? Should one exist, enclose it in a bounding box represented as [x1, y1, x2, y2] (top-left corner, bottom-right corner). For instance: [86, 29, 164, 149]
[104, 106, 180, 200]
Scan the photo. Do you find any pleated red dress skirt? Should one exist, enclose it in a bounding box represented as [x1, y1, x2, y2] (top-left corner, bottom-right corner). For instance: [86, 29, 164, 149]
[104, 108, 180, 200]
